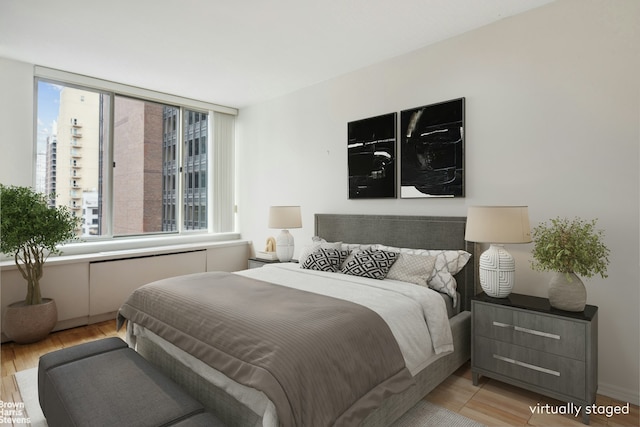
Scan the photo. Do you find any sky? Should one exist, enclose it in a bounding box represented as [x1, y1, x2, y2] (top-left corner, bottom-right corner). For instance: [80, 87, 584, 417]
[36, 81, 61, 152]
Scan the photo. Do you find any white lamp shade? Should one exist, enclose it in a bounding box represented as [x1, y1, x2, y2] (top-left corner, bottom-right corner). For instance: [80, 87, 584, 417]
[465, 206, 531, 243]
[268, 206, 302, 229]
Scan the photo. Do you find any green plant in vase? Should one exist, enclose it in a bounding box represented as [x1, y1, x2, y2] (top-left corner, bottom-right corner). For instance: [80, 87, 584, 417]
[531, 217, 609, 311]
[0, 184, 80, 343]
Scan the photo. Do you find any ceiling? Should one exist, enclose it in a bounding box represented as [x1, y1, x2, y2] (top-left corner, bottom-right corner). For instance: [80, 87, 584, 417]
[0, 0, 554, 109]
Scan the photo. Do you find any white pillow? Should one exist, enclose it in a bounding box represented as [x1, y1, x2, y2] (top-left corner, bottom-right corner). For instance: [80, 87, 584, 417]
[375, 244, 471, 305]
[386, 253, 437, 287]
[298, 237, 342, 265]
[341, 243, 375, 252]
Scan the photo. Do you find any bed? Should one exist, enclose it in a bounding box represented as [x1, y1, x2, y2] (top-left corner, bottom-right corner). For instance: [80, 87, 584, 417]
[117, 214, 477, 427]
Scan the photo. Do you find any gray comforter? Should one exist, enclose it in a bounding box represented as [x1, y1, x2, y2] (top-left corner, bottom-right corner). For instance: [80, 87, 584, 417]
[117, 271, 414, 427]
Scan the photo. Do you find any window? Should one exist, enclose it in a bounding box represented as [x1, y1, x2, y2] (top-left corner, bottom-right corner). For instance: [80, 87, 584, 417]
[36, 82, 107, 234]
[112, 96, 182, 236]
[182, 108, 208, 230]
[35, 67, 236, 242]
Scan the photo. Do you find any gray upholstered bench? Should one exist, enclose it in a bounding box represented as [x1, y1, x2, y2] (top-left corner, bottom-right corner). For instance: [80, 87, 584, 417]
[38, 337, 226, 427]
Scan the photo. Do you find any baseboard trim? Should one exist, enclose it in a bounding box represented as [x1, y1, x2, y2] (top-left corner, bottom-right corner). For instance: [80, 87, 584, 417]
[598, 382, 640, 406]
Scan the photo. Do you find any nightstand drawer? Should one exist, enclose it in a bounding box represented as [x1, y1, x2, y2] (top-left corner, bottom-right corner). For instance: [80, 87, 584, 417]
[475, 336, 587, 400]
[513, 311, 585, 360]
[473, 303, 515, 341]
[473, 301, 586, 360]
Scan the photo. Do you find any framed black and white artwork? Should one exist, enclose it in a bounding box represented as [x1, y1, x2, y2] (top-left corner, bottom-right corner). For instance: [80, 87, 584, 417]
[347, 112, 396, 199]
[400, 98, 465, 198]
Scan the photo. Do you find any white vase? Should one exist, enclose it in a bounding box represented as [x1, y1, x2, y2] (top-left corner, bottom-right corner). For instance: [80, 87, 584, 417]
[548, 272, 586, 312]
[275, 229, 295, 262]
[479, 244, 515, 298]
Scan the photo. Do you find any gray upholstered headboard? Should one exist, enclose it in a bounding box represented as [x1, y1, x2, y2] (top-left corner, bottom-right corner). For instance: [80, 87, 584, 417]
[315, 214, 477, 312]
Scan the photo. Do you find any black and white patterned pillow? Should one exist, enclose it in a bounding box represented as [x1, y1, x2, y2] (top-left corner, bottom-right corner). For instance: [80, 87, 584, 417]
[301, 248, 350, 272]
[298, 238, 343, 265]
[340, 249, 398, 280]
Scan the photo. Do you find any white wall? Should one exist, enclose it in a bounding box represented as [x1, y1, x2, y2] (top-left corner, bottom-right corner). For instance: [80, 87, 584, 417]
[237, 0, 640, 404]
[0, 57, 33, 186]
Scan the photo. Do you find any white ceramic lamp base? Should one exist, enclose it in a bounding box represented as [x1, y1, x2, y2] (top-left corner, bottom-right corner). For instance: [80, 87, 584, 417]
[275, 229, 295, 262]
[479, 244, 515, 298]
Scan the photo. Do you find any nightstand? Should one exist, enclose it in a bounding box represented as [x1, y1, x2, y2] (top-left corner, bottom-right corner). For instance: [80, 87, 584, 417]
[248, 258, 279, 269]
[247, 258, 297, 269]
[471, 292, 598, 425]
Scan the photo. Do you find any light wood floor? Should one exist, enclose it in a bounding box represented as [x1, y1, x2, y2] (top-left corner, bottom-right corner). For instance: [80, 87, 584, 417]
[1, 321, 638, 427]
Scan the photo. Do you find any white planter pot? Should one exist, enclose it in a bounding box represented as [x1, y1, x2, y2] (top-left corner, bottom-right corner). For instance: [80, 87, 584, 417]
[548, 272, 586, 312]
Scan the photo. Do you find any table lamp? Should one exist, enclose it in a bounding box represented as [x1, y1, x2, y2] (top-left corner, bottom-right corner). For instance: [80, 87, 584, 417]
[465, 206, 531, 297]
[268, 206, 302, 262]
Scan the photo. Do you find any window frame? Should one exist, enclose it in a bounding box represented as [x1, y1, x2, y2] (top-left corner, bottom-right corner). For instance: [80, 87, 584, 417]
[33, 67, 238, 254]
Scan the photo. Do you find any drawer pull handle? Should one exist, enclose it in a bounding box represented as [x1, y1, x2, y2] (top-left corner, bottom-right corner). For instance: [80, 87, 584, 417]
[514, 326, 560, 340]
[492, 321, 513, 329]
[493, 354, 561, 377]
[491, 322, 561, 340]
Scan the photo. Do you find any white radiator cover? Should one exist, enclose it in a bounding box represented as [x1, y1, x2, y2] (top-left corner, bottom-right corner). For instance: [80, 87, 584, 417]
[89, 250, 207, 317]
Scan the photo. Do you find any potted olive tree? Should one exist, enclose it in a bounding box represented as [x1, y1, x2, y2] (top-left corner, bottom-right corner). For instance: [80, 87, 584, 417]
[1, 184, 80, 343]
[531, 217, 610, 312]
